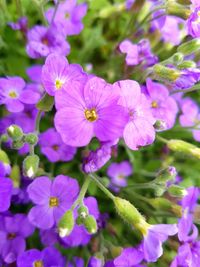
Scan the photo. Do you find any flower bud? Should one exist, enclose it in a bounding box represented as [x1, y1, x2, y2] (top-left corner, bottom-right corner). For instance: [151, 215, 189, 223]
[155, 166, 177, 185]
[114, 197, 145, 226]
[154, 120, 167, 131]
[0, 134, 9, 143]
[168, 185, 187, 197]
[172, 53, 184, 65]
[153, 64, 180, 82]
[24, 133, 38, 145]
[154, 186, 166, 197]
[176, 0, 192, 4]
[78, 205, 89, 219]
[0, 149, 10, 165]
[166, 0, 191, 19]
[76, 216, 83, 225]
[149, 197, 182, 217]
[177, 38, 200, 56]
[58, 210, 74, 237]
[12, 140, 24, 149]
[83, 215, 98, 234]
[36, 93, 54, 112]
[7, 125, 23, 141]
[167, 139, 200, 159]
[10, 165, 20, 188]
[178, 60, 197, 69]
[23, 154, 39, 178]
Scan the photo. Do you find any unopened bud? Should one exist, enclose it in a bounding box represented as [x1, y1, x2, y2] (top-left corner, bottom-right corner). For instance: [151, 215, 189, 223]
[168, 185, 187, 197]
[154, 120, 167, 131]
[177, 38, 200, 56]
[0, 134, 8, 143]
[153, 64, 180, 82]
[150, 197, 182, 217]
[23, 154, 39, 178]
[167, 139, 200, 159]
[166, 0, 191, 19]
[7, 125, 23, 141]
[114, 197, 145, 226]
[178, 60, 197, 69]
[36, 93, 54, 112]
[10, 165, 20, 188]
[78, 205, 89, 219]
[172, 53, 184, 65]
[12, 140, 24, 149]
[0, 149, 10, 165]
[154, 187, 166, 197]
[58, 210, 74, 237]
[155, 166, 177, 184]
[83, 215, 98, 234]
[24, 133, 38, 145]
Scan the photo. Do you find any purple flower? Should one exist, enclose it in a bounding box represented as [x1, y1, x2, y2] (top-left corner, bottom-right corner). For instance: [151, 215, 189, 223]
[145, 79, 178, 130]
[26, 24, 70, 58]
[181, 186, 199, 212]
[82, 140, 118, 173]
[114, 80, 155, 150]
[126, 0, 135, 9]
[174, 68, 200, 89]
[61, 197, 99, 247]
[88, 257, 103, 267]
[17, 247, 65, 267]
[26, 65, 44, 95]
[179, 97, 200, 142]
[45, 0, 87, 36]
[8, 16, 28, 34]
[142, 223, 178, 262]
[67, 257, 84, 267]
[119, 39, 157, 67]
[27, 175, 79, 229]
[0, 77, 40, 113]
[0, 214, 34, 263]
[41, 53, 86, 97]
[0, 161, 11, 177]
[39, 128, 76, 162]
[187, 6, 200, 37]
[55, 77, 126, 147]
[0, 177, 12, 212]
[114, 247, 144, 267]
[107, 161, 132, 188]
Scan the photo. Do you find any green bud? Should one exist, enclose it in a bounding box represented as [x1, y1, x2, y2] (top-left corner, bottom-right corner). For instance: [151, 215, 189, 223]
[178, 60, 197, 69]
[166, 0, 191, 19]
[7, 125, 23, 141]
[36, 93, 54, 112]
[24, 133, 38, 145]
[78, 205, 89, 219]
[23, 154, 39, 178]
[176, 0, 192, 4]
[155, 166, 177, 185]
[58, 210, 74, 237]
[177, 38, 200, 56]
[154, 120, 167, 131]
[0, 149, 10, 165]
[167, 139, 200, 159]
[83, 215, 98, 234]
[114, 197, 145, 226]
[149, 197, 182, 217]
[168, 185, 187, 197]
[0, 134, 9, 143]
[154, 186, 166, 197]
[172, 53, 184, 65]
[10, 165, 20, 188]
[76, 216, 83, 225]
[12, 140, 24, 150]
[153, 64, 180, 82]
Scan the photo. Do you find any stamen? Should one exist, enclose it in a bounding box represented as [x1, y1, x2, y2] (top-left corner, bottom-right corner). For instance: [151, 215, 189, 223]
[151, 101, 158, 108]
[55, 79, 64, 90]
[7, 233, 16, 240]
[49, 197, 59, 207]
[34, 260, 44, 267]
[9, 91, 17, 98]
[84, 108, 98, 122]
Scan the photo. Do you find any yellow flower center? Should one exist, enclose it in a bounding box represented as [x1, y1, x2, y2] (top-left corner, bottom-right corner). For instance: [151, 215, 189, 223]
[151, 101, 158, 108]
[84, 108, 98, 122]
[55, 79, 64, 90]
[118, 174, 125, 179]
[65, 12, 70, 19]
[34, 260, 44, 267]
[49, 197, 59, 207]
[9, 91, 17, 98]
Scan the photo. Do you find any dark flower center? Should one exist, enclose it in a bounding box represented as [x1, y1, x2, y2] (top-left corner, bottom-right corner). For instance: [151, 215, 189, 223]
[118, 174, 125, 179]
[7, 233, 16, 240]
[49, 196, 59, 207]
[41, 37, 49, 45]
[34, 260, 44, 267]
[84, 108, 98, 122]
[52, 145, 59, 151]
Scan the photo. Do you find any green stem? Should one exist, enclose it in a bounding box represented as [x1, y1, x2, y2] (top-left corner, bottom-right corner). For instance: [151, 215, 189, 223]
[125, 182, 155, 189]
[124, 144, 135, 165]
[156, 135, 168, 144]
[89, 173, 115, 200]
[15, 0, 23, 17]
[35, 110, 43, 134]
[71, 176, 91, 210]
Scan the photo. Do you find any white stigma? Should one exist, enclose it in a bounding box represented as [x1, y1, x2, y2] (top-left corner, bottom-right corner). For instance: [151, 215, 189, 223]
[27, 167, 34, 178]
